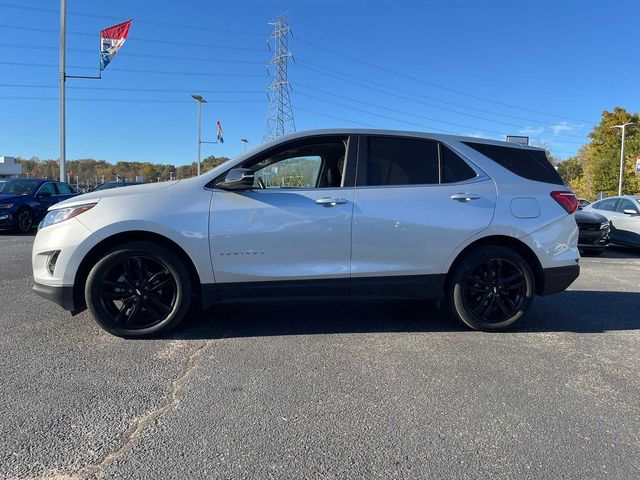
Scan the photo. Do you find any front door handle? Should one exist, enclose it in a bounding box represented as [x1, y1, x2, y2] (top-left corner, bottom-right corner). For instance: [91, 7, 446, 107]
[450, 193, 480, 202]
[315, 197, 347, 207]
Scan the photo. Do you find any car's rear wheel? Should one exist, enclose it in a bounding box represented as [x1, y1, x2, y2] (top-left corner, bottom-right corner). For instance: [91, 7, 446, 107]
[85, 242, 192, 338]
[448, 246, 534, 331]
[16, 208, 34, 233]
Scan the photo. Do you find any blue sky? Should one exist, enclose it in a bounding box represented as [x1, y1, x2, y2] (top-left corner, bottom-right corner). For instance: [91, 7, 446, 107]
[0, 0, 638, 165]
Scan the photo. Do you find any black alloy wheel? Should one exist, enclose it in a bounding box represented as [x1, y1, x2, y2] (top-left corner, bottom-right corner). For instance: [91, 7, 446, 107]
[448, 246, 534, 331]
[86, 242, 192, 338]
[16, 209, 34, 233]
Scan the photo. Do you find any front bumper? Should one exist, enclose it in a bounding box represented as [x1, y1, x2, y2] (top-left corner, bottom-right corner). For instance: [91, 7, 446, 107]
[540, 264, 580, 295]
[0, 212, 15, 229]
[33, 282, 79, 313]
[577, 224, 610, 248]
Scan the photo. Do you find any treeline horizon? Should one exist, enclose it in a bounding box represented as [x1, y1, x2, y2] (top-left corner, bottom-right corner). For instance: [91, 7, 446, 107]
[14, 155, 231, 185]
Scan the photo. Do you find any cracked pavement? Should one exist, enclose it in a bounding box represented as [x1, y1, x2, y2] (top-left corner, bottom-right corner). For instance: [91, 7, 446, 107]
[1, 233, 639, 479]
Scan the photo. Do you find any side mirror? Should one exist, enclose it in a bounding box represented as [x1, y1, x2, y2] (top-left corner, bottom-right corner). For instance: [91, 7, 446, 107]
[218, 168, 255, 191]
[623, 209, 639, 216]
[37, 191, 51, 199]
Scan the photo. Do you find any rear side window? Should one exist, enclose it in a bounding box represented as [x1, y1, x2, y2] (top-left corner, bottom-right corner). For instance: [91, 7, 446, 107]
[463, 142, 564, 185]
[365, 137, 439, 186]
[440, 145, 477, 183]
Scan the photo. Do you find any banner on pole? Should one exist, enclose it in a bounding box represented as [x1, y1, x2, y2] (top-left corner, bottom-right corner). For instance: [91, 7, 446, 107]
[217, 121, 224, 144]
[100, 20, 133, 71]
[636, 156, 640, 175]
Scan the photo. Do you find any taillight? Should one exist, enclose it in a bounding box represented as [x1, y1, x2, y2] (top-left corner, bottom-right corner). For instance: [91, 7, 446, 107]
[550, 191, 578, 214]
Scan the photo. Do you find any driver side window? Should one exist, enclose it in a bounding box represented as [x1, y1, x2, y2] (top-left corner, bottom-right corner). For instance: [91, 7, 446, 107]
[249, 138, 347, 189]
[254, 154, 322, 189]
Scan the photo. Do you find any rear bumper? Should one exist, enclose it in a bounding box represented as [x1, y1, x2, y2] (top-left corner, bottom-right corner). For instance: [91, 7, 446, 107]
[540, 264, 580, 296]
[33, 282, 78, 312]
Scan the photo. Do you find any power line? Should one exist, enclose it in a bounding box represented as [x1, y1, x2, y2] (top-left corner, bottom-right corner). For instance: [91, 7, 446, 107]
[0, 2, 263, 36]
[295, 107, 376, 128]
[295, 83, 588, 143]
[0, 42, 264, 65]
[0, 83, 264, 94]
[296, 36, 595, 124]
[296, 61, 591, 138]
[0, 95, 263, 104]
[0, 23, 267, 52]
[294, 91, 587, 145]
[0, 61, 265, 77]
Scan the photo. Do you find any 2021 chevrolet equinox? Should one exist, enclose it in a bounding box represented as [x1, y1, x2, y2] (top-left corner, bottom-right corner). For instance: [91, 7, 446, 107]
[32, 130, 580, 337]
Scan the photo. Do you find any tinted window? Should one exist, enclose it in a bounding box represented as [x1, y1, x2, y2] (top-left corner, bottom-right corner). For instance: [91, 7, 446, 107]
[616, 199, 639, 213]
[441, 145, 477, 183]
[463, 142, 564, 185]
[593, 199, 617, 211]
[37, 183, 55, 196]
[366, 137, 439, 186]
[55, 183, 73, 195]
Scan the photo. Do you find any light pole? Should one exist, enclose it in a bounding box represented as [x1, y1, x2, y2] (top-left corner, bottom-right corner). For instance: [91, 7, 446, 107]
[191, 94, 207, 176]
[612, 122, 635, 196]
[59, 0, 66, 183]
[241, 138, 249, 152]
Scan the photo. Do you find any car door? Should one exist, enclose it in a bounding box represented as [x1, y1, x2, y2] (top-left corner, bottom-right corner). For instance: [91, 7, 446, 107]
[33, 182, 58, 221]
[610, 198, 640, 246]
[350, 135, 496, 298]
[209, 135, 356, 299]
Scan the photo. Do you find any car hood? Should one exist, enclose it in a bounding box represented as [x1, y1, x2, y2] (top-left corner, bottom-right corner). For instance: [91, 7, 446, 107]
[0, 193, 22, 204]
[575, 209, 608, 225]
[49, 180, 180, 209]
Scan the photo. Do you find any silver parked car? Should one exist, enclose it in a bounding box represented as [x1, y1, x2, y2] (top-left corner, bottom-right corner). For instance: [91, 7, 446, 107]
[583, 195, 640, 247]
[32, 129, 580, 338]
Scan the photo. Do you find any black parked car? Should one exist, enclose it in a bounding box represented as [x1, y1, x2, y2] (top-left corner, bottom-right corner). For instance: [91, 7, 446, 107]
[575, 209, 610, 256]
[0, 179, 79, 233]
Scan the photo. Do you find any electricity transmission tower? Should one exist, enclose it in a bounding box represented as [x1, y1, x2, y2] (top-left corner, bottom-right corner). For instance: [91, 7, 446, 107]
[264, 14, 295, 143]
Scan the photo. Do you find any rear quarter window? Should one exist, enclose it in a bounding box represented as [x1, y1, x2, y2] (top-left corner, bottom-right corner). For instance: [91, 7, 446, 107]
[463, 142, 564, 185]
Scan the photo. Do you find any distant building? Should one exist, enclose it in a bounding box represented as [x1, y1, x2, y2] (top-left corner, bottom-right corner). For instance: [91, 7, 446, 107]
[0, 156, 21, 178]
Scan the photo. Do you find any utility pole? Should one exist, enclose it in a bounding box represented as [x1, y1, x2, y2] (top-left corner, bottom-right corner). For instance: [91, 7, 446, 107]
[613, 122, 635, 196]
[59, 0, 66, 183]
[264, 14, 295, 142]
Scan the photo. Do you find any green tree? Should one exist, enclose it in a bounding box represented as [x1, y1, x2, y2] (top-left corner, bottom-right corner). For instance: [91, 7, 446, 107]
[586, 107, 640, 196]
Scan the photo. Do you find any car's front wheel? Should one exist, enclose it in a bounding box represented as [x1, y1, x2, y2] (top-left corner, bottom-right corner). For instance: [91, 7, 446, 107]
[85, 242, 192, 338]
[15, 208, 34, 233]
[448, 246, 535, 331]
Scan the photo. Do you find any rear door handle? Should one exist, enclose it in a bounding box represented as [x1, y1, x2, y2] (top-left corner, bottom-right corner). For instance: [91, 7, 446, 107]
[315, 197, 347, 207]
[450, 193, 480, 202]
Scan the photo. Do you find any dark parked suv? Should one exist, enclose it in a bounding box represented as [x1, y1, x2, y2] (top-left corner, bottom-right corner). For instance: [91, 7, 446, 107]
[0, 179, 79, 233]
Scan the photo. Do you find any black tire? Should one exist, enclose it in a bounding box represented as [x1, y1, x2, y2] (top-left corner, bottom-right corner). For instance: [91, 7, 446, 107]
[15, 208, 34, 233]
[447, 246, 535, 331]
[85, 241, 192, 338]
[580, 248, 604, 256]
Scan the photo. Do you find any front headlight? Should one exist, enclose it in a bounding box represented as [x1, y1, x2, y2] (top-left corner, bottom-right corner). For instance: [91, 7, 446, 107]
[0, 203, 13, 209]
[600, 222, 609, 230]
[40, 203, 97, 229]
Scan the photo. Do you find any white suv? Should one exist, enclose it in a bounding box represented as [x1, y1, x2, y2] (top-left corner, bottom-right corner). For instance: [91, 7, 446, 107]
[32, 130, 580, 337]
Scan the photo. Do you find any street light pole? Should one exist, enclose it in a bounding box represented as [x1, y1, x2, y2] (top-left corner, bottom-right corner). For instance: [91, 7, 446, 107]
[241, 138, 249, 152]
[191, 95, 208, 176]
[613, 122, 635, 196]
[59, 0, 66, 183]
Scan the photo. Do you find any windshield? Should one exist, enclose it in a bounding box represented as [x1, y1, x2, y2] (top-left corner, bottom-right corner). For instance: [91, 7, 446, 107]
[0, 180, 39, 195]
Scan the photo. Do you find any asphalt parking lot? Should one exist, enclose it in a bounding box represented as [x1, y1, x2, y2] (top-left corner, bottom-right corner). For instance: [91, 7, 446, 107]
[1, 233, 639, 480]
